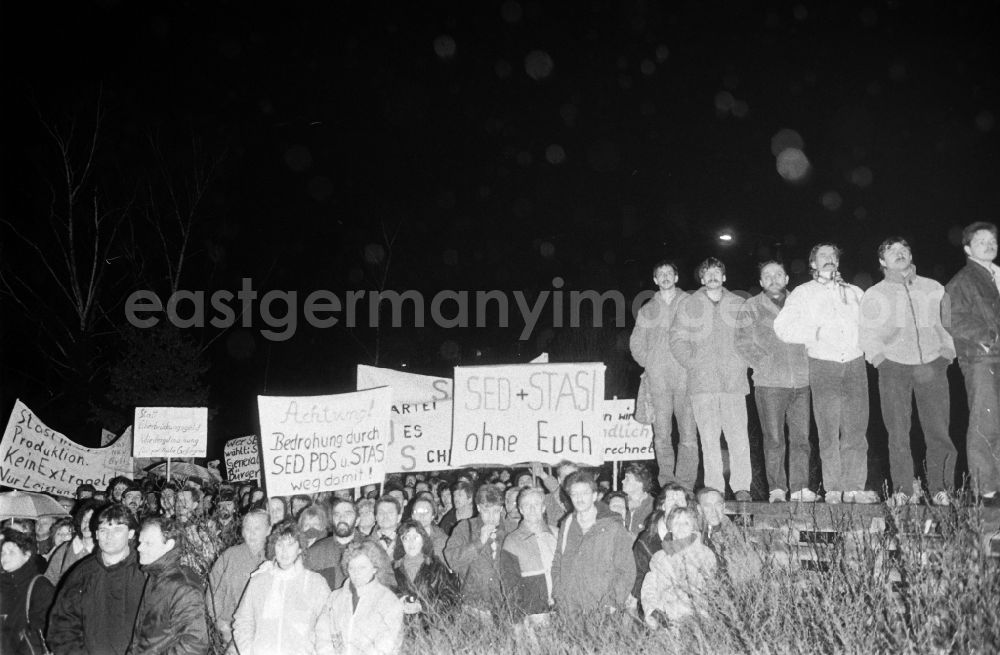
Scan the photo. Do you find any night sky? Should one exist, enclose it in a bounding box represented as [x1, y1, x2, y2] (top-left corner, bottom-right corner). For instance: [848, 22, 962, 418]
[2, 0, 998, 455]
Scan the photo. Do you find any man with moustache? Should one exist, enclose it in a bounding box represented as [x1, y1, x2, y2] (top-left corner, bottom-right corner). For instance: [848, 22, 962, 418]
[774, 243, 878, 504]
[630, 260, 698, 490]
[945, 222, 1000, 506]
[861, 238, 957, 505]
[736, 261, 814, 503]
[669, 258, 753, 501]
[307, 498, 366, 589]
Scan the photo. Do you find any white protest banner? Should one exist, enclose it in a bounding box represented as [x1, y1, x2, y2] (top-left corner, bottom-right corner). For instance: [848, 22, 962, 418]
[357, 365, 454, 473]
[257, 387, 391, 496]
[530, 353, 549, 363]
[451, 362, 606, 468]
[133, 407, 208, 458]
[601, 399, 654, 461]
[224, 435, 261, 482]
[1, 400, 135, 497]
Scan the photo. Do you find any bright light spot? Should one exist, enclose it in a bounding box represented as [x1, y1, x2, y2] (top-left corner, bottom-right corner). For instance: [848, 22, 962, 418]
[718, 231, 734, 243]
[771, 129, 805, 156]
[539, 241, 555, 258]
[732, 100, 749, 118]
[495, 59, 512, 79]
[715, 91, 735, 113]
[500, 0, 522, 23]
[849, 166, 873, 188]
[363, 243, 386, 265]
[640, 59, 656, 76]
[284, 145, 312, 172]
[976, 110, 995, 132]
[821, 191, 843, 211]
[776, 148, 811, 182]
[433, 35, 457, 60]
[525, 50, 554, 80]
[655, 45, 670, 62]
[545, 144, 566, 164]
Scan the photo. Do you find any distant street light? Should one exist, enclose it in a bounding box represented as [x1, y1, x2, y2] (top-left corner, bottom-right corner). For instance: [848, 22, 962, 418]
[718, 230, 735, 243]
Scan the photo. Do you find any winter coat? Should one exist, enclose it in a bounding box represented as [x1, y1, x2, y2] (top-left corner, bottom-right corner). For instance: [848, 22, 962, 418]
[630, 290, 690, 388]
[231, 559, 330, 655]
[669, 287, 750, 395]
[443, 516, 512, 609]
[631, 518, 666, 601]
[640, 536, 717, 625]
[306, 532, 363, 590]
[773, 278, 865, 363]
[944, 260, 1000, 363]
[735, 292, 810, 388]
[205, 542, 265, 638]
[860, 267, 956, 366]
[625, 495, 655, 537]
[500, 523, 558, 617]
[315, 580, 404, 655]
[0, 557, 54, 655]
[128, 548, 208, 655]
[47, 550, 146, 655]
[551, 505, 637, 611]
[392, 555, 460, 619]
[43, 538, 92, 587]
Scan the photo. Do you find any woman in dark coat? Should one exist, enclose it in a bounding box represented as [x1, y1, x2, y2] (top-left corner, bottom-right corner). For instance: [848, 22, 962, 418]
[392, 521, 459, 625]
[1, 528, 55, 655]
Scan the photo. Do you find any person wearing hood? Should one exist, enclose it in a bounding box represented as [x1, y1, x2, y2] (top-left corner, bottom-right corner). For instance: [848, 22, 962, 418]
[232, 519, 330, 655]
[129, 515, 209, 654]
[1, 528, 55, 655]
[640, 506, 717, 629]
[669, 257, 754, 502]
[47, 504, 147, 655]
[861, 237, 957, 506]
[551, 471, 636, 613]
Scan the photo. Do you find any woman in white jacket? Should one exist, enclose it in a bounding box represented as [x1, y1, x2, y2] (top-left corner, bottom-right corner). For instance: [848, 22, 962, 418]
[316, 540, 404, 655]
[232, 519, 330, 655]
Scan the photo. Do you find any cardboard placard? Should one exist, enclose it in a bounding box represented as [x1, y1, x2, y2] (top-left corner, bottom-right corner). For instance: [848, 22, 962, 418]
[601, 399, 655, 461]
[224, 435, 262, 482]
[133, 407, 208, 458]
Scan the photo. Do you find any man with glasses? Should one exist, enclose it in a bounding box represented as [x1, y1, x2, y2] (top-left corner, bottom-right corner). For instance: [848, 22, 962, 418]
[48, 504, 146, 655]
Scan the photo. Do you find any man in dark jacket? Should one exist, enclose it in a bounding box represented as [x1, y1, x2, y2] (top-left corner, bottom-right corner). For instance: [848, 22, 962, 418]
[736, 261, 814, 503]
[130, 516, 208, 655]
[47, 504, 147, 655]
[307, 497, 365, 589]
[945, 221, 1000, 506]
[444, 484, 512, 612]
[551, 471, 636, 613]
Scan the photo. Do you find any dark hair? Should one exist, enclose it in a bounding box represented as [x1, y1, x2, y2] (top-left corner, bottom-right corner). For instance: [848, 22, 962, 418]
[271, 518, 307, 551]
[475, 483, 504, 508]
[652, 259, 679, 277]
[395, 520, 434, 560]
[962, 221, 998, 247]
[107, 476, 133, 495]
[603, 490, 628, 506]
[94, 503, 138, 534]
[72, 498, 104, 537]
[139, 515, 183, 544]
[808, 242, 843, 268]
[76, 483, 97, 495]
[696, 257, 726, 280]
[563, 470, 598, 493]
[376, 494, 403, 516]
[757, 260, 786, 275]
[329, 497, 356, 515]
[656, 483, 694, 510]
[451, 481, 474, 501]
[622, 463, 653, 494]
[217, 488, 238, 504]
[341, 539, 392, 581]
[1, 527, 38, 556]
[877, 237, 911, 269]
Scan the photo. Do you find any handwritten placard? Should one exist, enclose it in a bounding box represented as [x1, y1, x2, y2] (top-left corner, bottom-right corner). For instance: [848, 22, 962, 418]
[133, 407, 208, 458]
[1, 400, 135, 497]
[450, 363, 606, 467]
[600, 399, 654, 461]
[257, 388, 391, 496]
[224, 435, 261, 483]
[357, 365, 454, 473]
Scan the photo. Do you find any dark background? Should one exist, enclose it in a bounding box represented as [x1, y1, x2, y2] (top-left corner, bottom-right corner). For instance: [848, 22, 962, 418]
[1, 0, 997, 487]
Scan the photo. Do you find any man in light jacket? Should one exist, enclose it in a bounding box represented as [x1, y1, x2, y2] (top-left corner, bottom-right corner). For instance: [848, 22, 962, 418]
[861, 237, 957, 506]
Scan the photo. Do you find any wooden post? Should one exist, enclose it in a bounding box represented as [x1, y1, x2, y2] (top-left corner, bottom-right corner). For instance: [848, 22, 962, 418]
[613, 461, 619, 491]
[166, 458, 172, 482]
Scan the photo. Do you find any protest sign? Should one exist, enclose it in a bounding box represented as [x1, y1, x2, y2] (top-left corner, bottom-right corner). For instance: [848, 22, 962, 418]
[133, 407, 208, 458]
[357, 365, 454, 473]
[224, 435, 261, 482]
[101, 428, 116, 446]
[257, 387, 391, 496]
[451, 362, 606, 468]
[600, 399, 654, 461]
[1, 400, 135, 497]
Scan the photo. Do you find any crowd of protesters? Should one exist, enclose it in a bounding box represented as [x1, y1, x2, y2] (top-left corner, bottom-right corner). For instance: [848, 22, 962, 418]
[1, 460, 768, 654]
